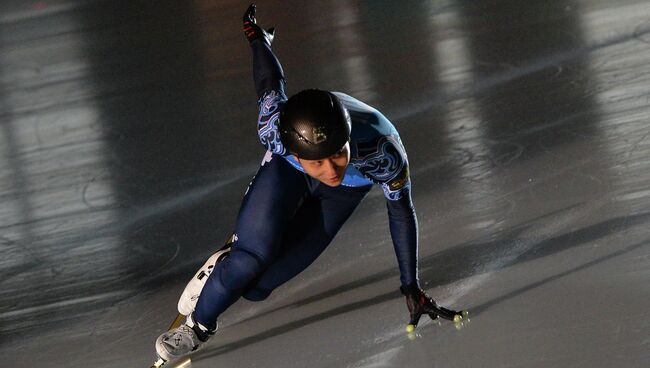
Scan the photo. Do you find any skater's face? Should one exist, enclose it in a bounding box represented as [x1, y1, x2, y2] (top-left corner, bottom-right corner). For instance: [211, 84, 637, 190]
[295, 142, 350, 187]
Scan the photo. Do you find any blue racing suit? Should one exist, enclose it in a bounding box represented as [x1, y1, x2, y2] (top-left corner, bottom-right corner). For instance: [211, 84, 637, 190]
[194, 39, 419, 330]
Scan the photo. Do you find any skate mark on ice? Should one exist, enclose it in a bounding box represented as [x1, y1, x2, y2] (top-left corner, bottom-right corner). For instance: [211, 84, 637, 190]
[469, 238, 648, 317]
[197, 291, 411, 360]
[345, 347, 403, 368]
[221, 204, 638, 345]
[231, 208, 650, 328]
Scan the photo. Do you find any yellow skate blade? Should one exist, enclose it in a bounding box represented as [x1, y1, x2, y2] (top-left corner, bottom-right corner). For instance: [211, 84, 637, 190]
[170, 357, 192, 368]
[149, 356, 192, 368]
[168, 313, 185, 330]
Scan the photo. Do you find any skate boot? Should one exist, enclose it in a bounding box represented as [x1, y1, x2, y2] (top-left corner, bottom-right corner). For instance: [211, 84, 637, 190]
[155, 313, 214, 363]
[177, 233, 234, 315]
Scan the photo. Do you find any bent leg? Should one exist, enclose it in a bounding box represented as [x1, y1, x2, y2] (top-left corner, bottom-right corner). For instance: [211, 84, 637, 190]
[244, 183, 371, 301]
[193, 153, 308, 329]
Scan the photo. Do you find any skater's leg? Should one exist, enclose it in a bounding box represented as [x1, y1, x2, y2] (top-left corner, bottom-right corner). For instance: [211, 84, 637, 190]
[243, 183, 372, 301]
[193, 153, 308, 329]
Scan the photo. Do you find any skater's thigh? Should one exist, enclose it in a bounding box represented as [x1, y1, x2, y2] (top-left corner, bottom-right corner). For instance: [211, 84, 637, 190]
[243, 184, 371, 300]
[234, 152, 308, 260]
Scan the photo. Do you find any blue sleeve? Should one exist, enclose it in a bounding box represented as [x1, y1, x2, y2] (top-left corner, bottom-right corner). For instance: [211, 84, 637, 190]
[250, 39, 286, 99]
[250, 39, 287, 154]
[257, 91, 287, 154]
[356, 134, 419, 287]
[384, 166, 419, 287]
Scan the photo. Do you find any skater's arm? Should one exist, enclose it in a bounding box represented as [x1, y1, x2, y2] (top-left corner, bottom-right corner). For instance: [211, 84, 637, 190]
[359, 131, 419, 287]
[243, 4, 287, 154]
[354, 125, 419, 286]
[384, 167, 419, 288]
[244, 4, 286, 100]
[383, 158, 466, 331]
[372, 134, 418, 288]
[250, 40, 286, 99]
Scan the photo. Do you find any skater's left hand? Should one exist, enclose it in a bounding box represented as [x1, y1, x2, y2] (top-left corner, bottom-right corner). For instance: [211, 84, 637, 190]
[243, 3, 275, 45]
[400, 284, 439, 329]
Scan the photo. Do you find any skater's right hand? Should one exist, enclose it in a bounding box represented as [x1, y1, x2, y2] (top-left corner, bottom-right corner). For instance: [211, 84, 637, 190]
[243, 4, 275, 45]
[400, 284, 439, 329]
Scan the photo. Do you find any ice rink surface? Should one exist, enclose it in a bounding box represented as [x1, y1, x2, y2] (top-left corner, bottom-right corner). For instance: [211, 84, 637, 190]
[1, 0, 649, 367]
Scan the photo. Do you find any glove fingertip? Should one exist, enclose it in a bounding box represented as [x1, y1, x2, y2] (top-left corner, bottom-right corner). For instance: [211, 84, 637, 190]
[244, 3, 256, 20]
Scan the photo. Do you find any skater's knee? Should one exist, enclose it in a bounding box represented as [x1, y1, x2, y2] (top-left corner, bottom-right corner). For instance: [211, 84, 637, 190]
[219, 248, 267, 290]
[242, 286, 272, 301]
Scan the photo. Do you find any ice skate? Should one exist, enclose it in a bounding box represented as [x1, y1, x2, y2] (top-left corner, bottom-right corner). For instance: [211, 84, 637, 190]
[154, 314, 214, 366]
[151, 234, 233, 367]
[177, 234, 233, 315]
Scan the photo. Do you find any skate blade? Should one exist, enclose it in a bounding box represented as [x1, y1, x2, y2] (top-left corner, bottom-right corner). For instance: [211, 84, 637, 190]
[150, 356, 192, 368]
[168, 313, 185, 330]
[171, 357, 192, 368]
[150, 357, 165, 368]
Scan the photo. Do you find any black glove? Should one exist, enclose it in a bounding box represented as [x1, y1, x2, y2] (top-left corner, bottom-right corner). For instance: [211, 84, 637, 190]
[243, 4, 275, 45]
[400, 283, 440, 328]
